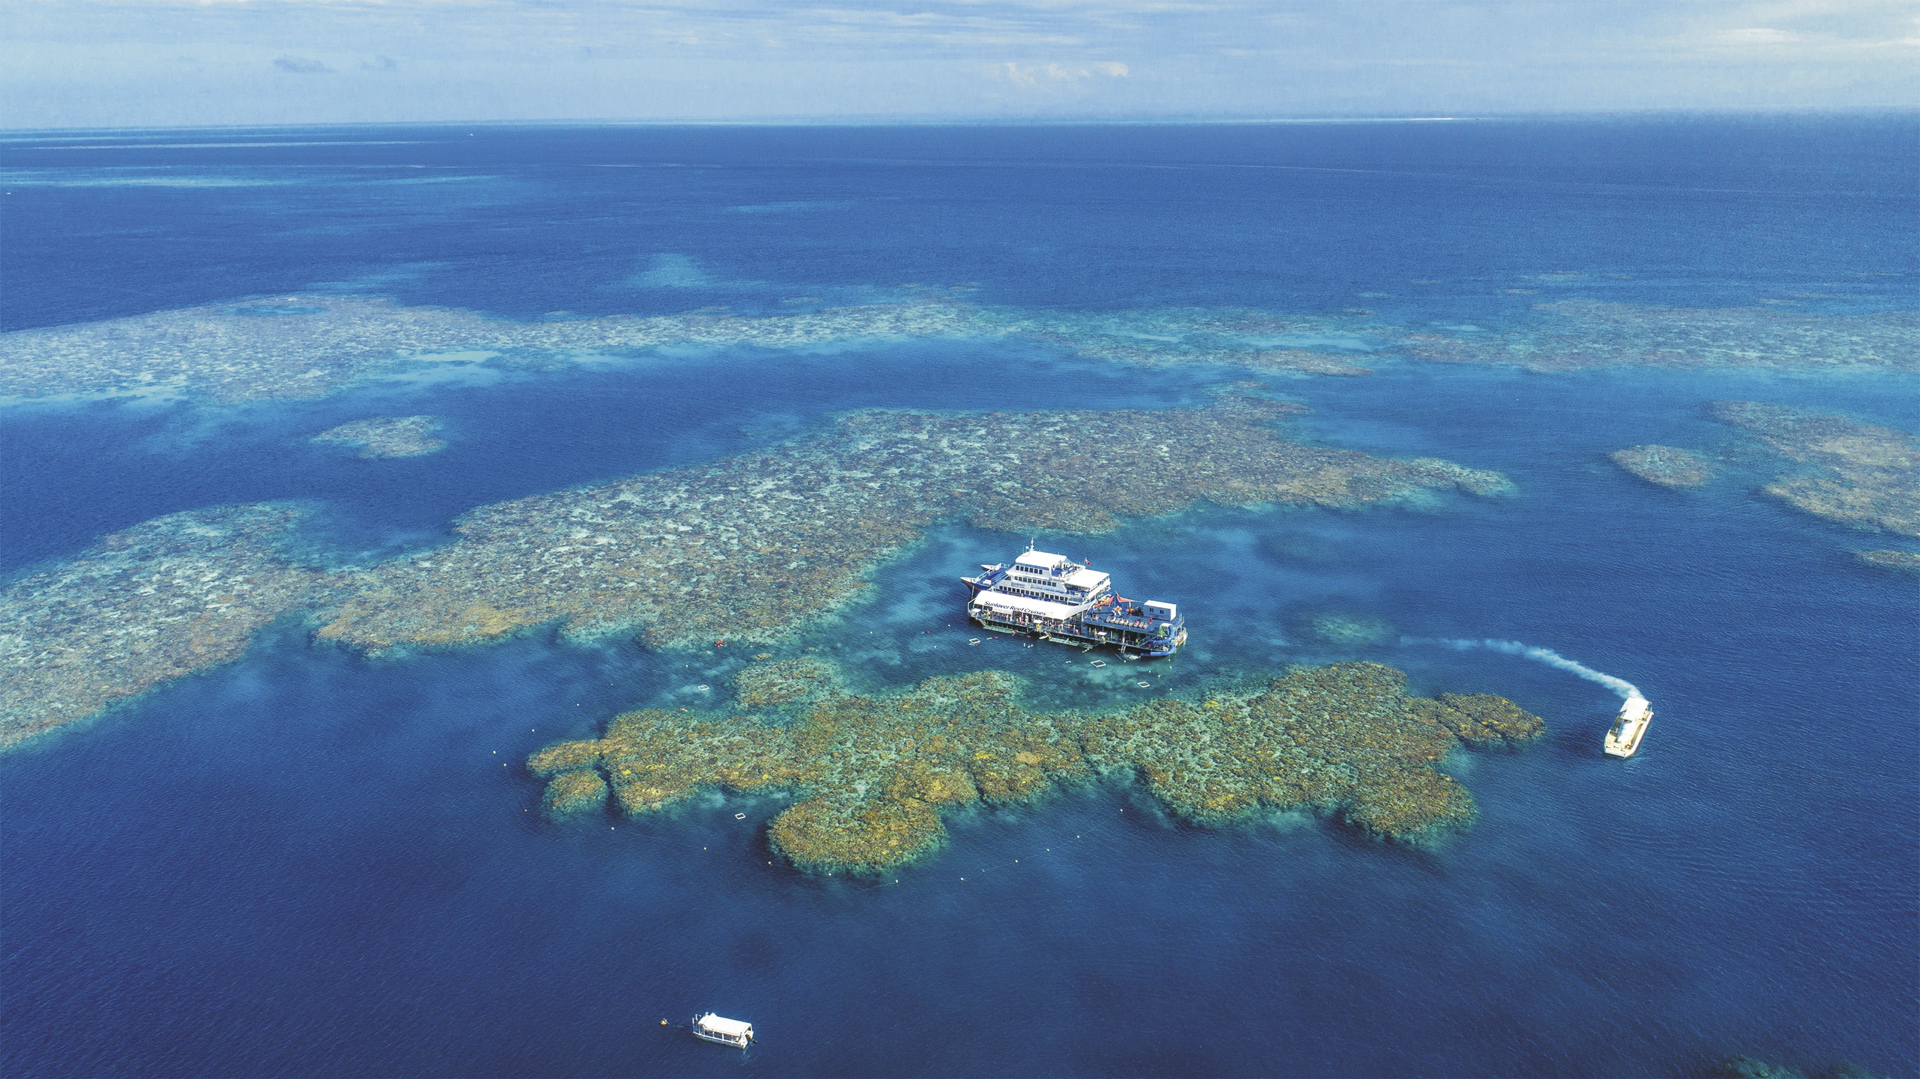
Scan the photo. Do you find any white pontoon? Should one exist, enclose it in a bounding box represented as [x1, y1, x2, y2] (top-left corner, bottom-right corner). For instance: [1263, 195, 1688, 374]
[691, 1013, 754, 1048]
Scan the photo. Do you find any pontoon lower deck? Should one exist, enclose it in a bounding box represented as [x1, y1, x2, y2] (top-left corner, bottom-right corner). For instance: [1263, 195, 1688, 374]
[969, 603, 1186, 657]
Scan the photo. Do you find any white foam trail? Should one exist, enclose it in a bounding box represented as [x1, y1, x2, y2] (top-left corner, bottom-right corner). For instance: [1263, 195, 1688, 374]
[1404, 637, 1647, 706]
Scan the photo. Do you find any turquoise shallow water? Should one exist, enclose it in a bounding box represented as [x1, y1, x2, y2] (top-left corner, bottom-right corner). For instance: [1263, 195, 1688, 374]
[2, 120, 1916, 1078]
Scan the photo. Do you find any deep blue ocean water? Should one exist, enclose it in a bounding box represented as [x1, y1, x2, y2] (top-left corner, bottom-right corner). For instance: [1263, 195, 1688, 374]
[2, 119, 1916, 1078]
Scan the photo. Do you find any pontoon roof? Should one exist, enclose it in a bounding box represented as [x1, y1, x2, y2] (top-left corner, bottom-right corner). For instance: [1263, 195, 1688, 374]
[697, 1015, 752, 1036]
[1064, 567, 1109, 588]
[1014, 550, 1069, 569]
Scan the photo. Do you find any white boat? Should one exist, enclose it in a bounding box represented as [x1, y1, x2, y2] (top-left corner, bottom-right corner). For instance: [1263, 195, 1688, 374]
[690, 1013, 753, 1048]
[1604, 697, 1652, 758]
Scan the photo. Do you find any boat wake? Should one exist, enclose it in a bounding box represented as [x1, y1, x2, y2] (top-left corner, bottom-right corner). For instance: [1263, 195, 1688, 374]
[1404, 637, 1648, 708]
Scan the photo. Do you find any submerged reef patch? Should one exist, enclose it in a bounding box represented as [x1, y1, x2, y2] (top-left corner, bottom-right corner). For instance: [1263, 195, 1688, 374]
[540, 768, 609, 818]
[0, 398, 1509, 747]
[1610, 445, 1716, 488]
[733, 656, 841, 708]
[4, 294, 1906, 405]
[971, 306, 1382, 376]
[311, 397, 1510, 653]
[1852, 549, 1919, 574]
[0, 296, 1387, 404]
[0, 505, 343, 749]
[0, 295, 980, 403]
[529, 658, 1544, 875]
[1414, 693, 1547, 750]
[310, 415, 447, 458]
[1405, 301, 1917, 372]
[1299, 612, 1398, 647]
[1704, 1056, 1885, 1079]
[1711, 402, 1919, 537]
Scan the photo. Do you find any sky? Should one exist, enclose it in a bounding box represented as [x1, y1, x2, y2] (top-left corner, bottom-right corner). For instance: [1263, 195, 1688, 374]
[2, 0, 1917, 129]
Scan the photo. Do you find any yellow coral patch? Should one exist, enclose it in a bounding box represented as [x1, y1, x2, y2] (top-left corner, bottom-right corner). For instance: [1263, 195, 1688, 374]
[529, 658, 1542, 877]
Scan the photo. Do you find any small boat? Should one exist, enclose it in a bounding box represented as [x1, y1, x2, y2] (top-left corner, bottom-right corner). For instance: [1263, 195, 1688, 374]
[691, 1012, 754, 1048]
[1604, 697, 1652, 758]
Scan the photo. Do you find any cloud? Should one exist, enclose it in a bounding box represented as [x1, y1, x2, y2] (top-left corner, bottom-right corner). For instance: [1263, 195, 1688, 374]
[4, 0, 1915, 127]
[1716, 26, 1799, 44]
[993, 60, 1129, 87]
[272, 55, 332, 74]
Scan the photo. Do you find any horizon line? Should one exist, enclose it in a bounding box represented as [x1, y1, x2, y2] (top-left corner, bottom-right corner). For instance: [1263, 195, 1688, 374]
[5, 105, 1917, 137]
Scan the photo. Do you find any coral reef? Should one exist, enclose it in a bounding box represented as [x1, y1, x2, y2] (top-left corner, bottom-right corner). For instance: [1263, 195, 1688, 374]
[1610, 444, 1716, 488]
[1300, 612, 1398, 647]
[530, 658, 1544, 875]
[973, 306, 1381, 376]
[1414, 693, 1546, 749]
[1711, 402, 1920, 536]
[312, 397, 1510, 653]
[541, 769, 609, 818]
[0, 505, 343, 749]
[1853, 549, 1920, 574]
[0, 296, 1385, 406]
[1705, 1056, 1884, 1079]
[7, 293, 1902, 406]
[0, 398, 1507, 747]
[310, 415, 447, 458]
[0, 295, 982, 403]
[1405, 301, 1917, 372]
[733, 656, 839, 708]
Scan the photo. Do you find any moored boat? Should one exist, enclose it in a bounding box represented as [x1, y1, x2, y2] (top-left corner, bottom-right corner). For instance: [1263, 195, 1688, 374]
[962, 547, 1187, 657]
[690, 1013, 754, 1048]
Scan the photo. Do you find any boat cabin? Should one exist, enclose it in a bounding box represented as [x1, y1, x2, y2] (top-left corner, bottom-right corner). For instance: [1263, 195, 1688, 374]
[1002, 550, 1112, 602]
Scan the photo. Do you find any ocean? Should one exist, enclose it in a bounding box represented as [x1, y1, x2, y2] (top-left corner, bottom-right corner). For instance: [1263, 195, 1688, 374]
[2, 117, 1915, 1078]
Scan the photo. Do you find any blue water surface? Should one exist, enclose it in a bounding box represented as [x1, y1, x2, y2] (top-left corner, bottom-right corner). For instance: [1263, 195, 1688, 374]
[2, 119, 1916, 1079]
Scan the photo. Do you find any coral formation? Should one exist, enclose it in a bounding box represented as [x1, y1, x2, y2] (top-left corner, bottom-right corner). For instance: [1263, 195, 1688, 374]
[0, 294, 1392, 405]
[0, 505, 343, 749]
[733, 656, 839, 708]
[312, 398, 1510, 653]
[530, 658, 1544, 875]
[1414, 693, 1547, 749]
[1706, 1056, 1884, 1079]
[1406, 301, 1916, 372]
[1300, 612, 1398, 647]
[311, 415, 447, 458]
[0, 399, 1508, 747]
[1852, 549, 1920, 574]
[1711, 402, 1919, 536]
[1610, 444, 1716, 488]
[972, 306, 1380, 376]
[5, 293, 1903, 406]
[0, 295, 981, 403]
[540, 769, 609, 818]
